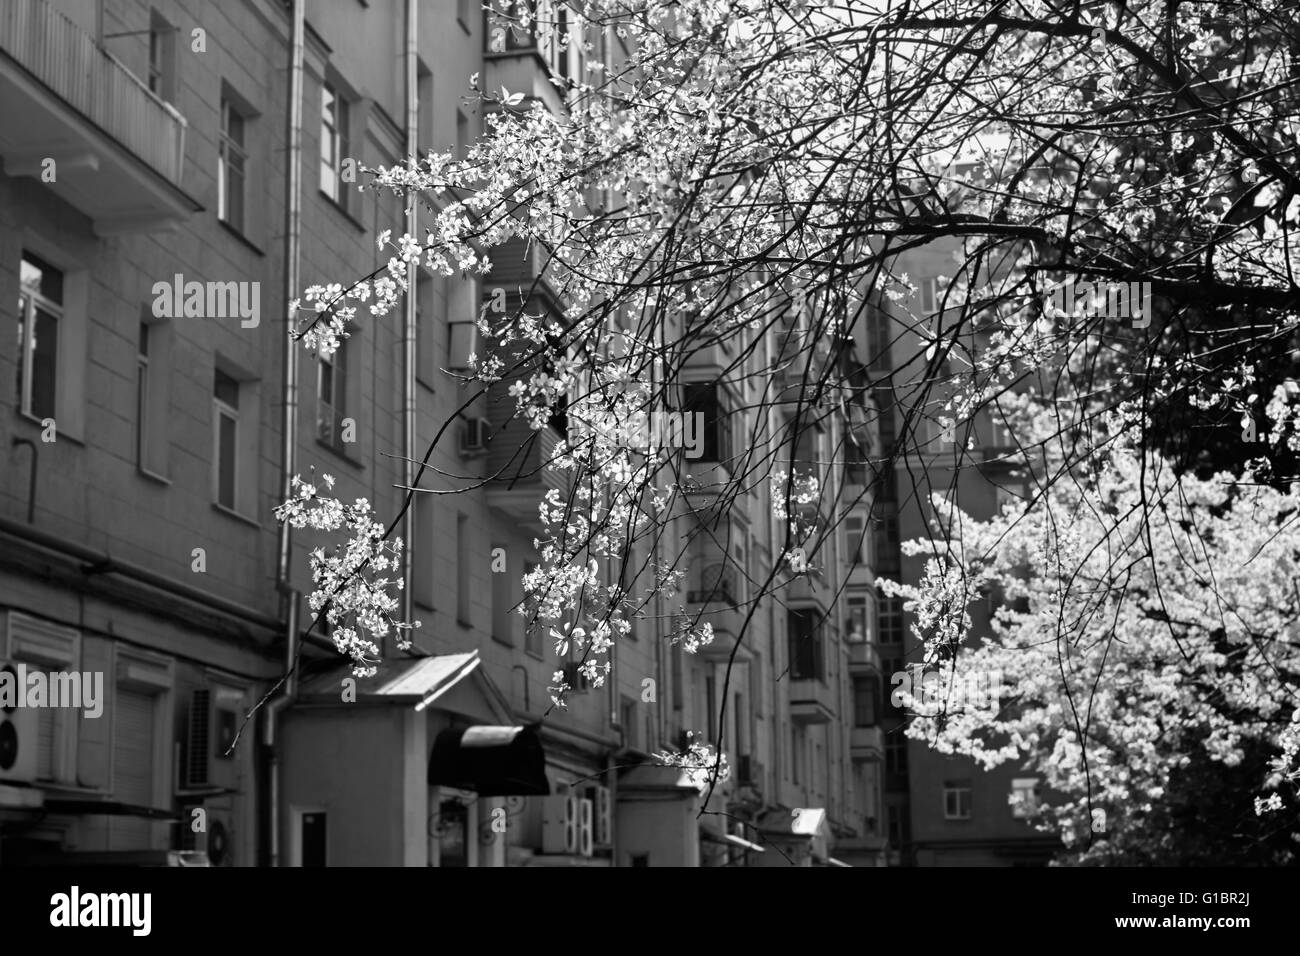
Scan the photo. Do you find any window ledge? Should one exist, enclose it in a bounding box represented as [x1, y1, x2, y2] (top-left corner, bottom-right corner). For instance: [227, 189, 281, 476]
[16, 410, 84, 446]
[212, 502, 262, 529]
[217, 219, 266, 256]
[318, 190, 367, 233]
[137, 466, 171, 486]
[315, 436, 365, 468]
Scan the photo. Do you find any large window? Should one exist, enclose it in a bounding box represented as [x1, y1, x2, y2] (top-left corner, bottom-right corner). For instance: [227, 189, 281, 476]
[787, 608, 824, 681]
[320, 83, 350, 205]
[853, 676, 879, 727]
[16, 253, 61, 421]
[213, 370, 240, 510]
[682, 382, 732, 465]
[218, 97, 248, 231]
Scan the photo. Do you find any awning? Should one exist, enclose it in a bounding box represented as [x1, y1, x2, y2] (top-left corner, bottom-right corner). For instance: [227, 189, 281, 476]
[428, 723, 550, 796]
[826, 857, 852, 867]
[701, 830, 765, 853]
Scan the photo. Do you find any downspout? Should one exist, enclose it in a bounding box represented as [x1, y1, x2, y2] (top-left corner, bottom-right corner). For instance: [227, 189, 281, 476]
[265, 0, 305, 868]
[401, 0, 418, 649]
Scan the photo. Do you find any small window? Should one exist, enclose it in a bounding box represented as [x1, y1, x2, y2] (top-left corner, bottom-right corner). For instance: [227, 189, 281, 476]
[416, 60, 434, 154]
[620, 696, 638, 749]
[920, 277, 938, 314]
[218, 98, 248, 231]
[852, 676, 878, 727]
[943, 783, 972, 820]
[878, 594, 904, 645]
[147, 11, 176, 102]
[136, 323, 150, 467]
[846, 593, 869, 643]
[885, 729, 908, 776]
[213, 370, 239, 509]
[1010, 777, 1041, 818]
[316, 345, 347, 450]
[320, 83, 351, 205]
[16, 252, 62, 421]
[300, 811, 327, 866]
[412, 493, 435, 609]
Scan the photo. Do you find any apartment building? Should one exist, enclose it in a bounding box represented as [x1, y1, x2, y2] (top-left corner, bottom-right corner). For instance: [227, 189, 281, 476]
[868, 230, 1061, 866]
[0, 0, 883, 866]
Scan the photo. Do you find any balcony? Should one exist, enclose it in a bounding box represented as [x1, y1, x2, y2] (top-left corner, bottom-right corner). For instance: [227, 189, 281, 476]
[484, 419, 571, 529]
[850, 726, 884, 761]
[788, 676, 835, 724]
[847, 639, 880, 673]
[0, 0, 198, 233]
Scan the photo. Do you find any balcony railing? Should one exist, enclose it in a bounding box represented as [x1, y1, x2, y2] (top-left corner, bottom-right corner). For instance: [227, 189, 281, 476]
[0, 0, 187, 187]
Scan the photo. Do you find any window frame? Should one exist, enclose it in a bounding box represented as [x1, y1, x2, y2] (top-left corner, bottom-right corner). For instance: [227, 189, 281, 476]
[320, 81, 351, 207]
[943, 783, 973, 821]
[16, 253, 63, 423]
[212, 371, 240, 510]
[218, 98, 248, 231]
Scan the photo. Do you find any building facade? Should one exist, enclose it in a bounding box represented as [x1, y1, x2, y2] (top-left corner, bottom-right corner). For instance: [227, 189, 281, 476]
[0, 0, 885, 866]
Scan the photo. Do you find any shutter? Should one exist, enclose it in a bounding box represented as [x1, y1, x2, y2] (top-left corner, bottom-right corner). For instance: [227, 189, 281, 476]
[35, 707, 55, 780]
[187, 688, 211, 787]
[110, 688, 156, 848]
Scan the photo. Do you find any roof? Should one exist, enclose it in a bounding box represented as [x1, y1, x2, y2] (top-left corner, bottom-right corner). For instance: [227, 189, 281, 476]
[296, 651, 510, 722]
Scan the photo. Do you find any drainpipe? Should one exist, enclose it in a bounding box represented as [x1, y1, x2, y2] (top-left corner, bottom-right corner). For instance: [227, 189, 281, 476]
[265, 0, 305, 868]
[401, 0, 418, 650]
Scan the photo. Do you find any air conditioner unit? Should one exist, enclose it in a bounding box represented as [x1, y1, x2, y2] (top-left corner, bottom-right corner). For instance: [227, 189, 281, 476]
[458, 417, 490, 457]
[181, 687, 241, 793]
[541, 791, 579, 855]
[576, 797, 593, 857]
[180, 799, 237, 867]
[0, 661, 38, 784]
[582, 784, 612, 847]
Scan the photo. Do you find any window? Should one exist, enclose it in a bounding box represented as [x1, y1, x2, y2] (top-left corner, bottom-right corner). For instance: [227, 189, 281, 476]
[416, 60, 434, 154]
[884, 730, 908, 777]
[705, 675, 716, 742]
[791, 726, 801, 784]
[852, 676, 878, 727]
[879, 594, 904, 645]
[147, 11, 176, 102]
[540, 1, 582, 89]
[920, 277, 938, 314]
[447, 319, 479, 371]
[682, 382, 732, 464]
[16, 253, 61, 421]
[620, 696, 638, 749]
[523, 561, 542, 657]
[886, 804, 910, 846]
[316, 346, 346, 449]
[457, 109, 470, 159]
[456, 513, 471, 626]
[300, 811, 328, 866]
[212, 370, 239, 510]
[218, 97, 248, 231]
[320, 83, 350, 205]
[1011, 777, 1041, 818]
[136, 323, 150, 467]
[846, 594, 869, 643]
[866, 304, 892, 371]
[943, 782, 972, 820]
[787, 608, 823, 681]
[416, 272, 439, 388]
[491, 543, 512, 645]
